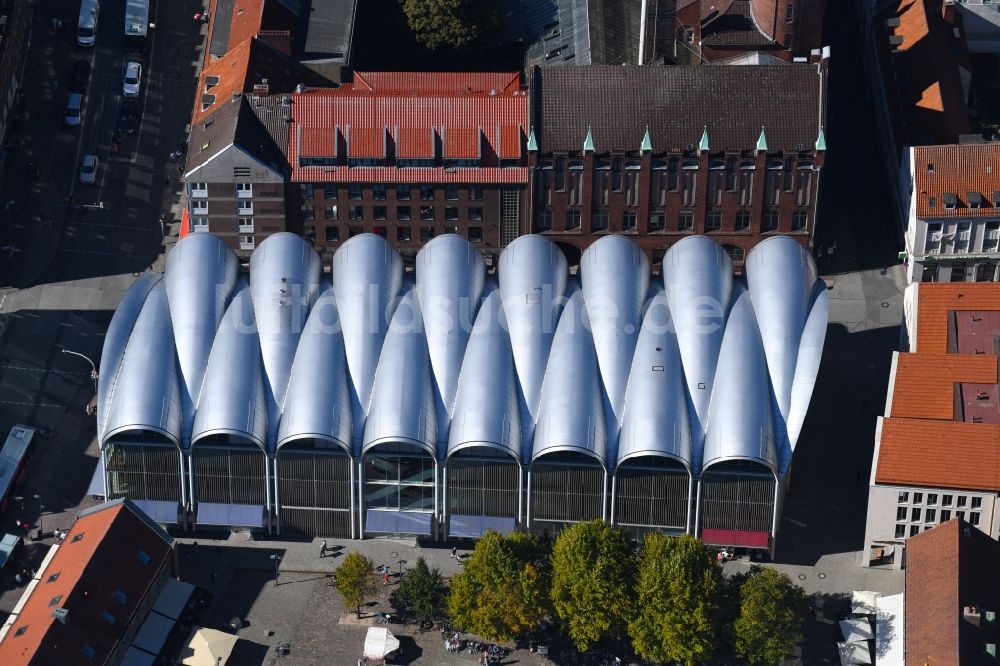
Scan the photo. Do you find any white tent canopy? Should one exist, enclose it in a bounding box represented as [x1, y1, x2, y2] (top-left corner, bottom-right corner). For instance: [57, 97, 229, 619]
[364, 627, 400, 660]
[875, 593, 905, 666]
[179, 627, 238, 666]
[838, 641, 873, 665]
[851, 590, 880, 615]
[840, 618, 875, 642]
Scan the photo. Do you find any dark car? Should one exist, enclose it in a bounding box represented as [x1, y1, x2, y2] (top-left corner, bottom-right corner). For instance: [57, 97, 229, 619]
[115, 101, 136, 136]
[70, 60, 90, 95]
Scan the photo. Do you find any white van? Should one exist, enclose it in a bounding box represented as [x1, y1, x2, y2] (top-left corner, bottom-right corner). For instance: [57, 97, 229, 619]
[77, 0, 99, 47]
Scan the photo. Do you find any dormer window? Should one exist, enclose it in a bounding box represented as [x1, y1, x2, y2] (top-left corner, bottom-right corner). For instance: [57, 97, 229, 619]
[969, 192, 984, 209]
[943, 192, 958, 210]
[205, 76, 219, 91]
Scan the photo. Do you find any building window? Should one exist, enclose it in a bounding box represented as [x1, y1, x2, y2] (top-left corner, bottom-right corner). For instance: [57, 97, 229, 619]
[942, 495, 952, 507]
[420, 184, 435, 201]
[300, 183, 315, 200]
[325, 226, 339, 242]
[706, 209, 721, 231]
[708, 160, 725, 206]
[304, 225, 315, 241]
[300, 206, 315, 221]
[926, 222, 943, 253]
[469, 185, 483, 201]
[795, 163, 813, 206]
[958, 511, 966, 520]
[971, 512, 981, 526]
[725, 245, 745, 264]
[397, 206, 411, 221]
[323, 183, 336, 199]
[941, 510, 951, 522]
[909, 525, 920, 536]
[984, 222, 1000, 252]
[622, 210, 637, 230]
[240, 235, 255, 250]
[624, 161, 641, 205]
[765, 160, 783, 205]
[958, 496, 967, 507]
[783, 33, 791, 48]
[678, 210, 693, 231]
[911, 507, 921, 521]
[325, 204, 338, 220]
[420, 226, 435, 242]
[738, 161, 755, 205]
[190, 182, 208, 198]
[898, 492, 909, 503]
[914, 493, 923, 504]
[566, 210, 582, 230]
[792, 211, 808, 231]
[445, 206, 459, 221]
[49, 595, 63, 607]
[15, 625, 27, 637]
[237, 200, 253, 215]
[681, 160, 698, 206]
[649, 211, 665, 231]
[896, 507, 907, 521]
[786, 3, 794, 22]
[593, 161, 610, 206]
[372, 184, 386, 200]
[349, 205, 364, 220]
[420, 206, 434, 221]
[469, 207, 483, 221]
[568, 161, 584, 206]
[735, 210, 751, 230]
[972, 497, 983, 509]
[925, 509, 936, 523]
[47, 572, 60, 583]
[468, 226, 482, 242]
[348, 184, 363, 200]
[349, 226, 363, 238]
[192, 218, 209, 232]
[373, 206, 387, 221]
[927, 494, 938, 506]
[445, 184, 459, 200]
[763, 209, 779, 231]
[396, 184, 411, 200]
[191, 200, 208, 214]
[537, 210, 552, 231]
[894, 524, 906, 538]
[537, 164, 554, 205]
[955, 222, 972, 253]
[592, 209, 608, 231]
[235, 182, 252, 198]
[396, 226, 411, 242]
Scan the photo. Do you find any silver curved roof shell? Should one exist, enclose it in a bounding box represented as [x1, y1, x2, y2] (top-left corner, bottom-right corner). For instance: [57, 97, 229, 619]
[250, 233, 322, 448]
[498, 235, 567, 458]
[276, 280, 353, 453]
[532, 283, 607, 467]
[744, 236, 820, 441]
[580, 235, 650, 451]
[98, 272, 162, 444]
[662, 236, 732, 458]
[191, 281, 268, 451]
[415, 234, 486, 444]
[702, 284, 777, 476]
[447, 281, 521, 462]
[617, 288, 692, 472]
[362, 282, 437, 458]
[164, 233, 240, 442]
[331, 233, 404, 451]
[783, 282, 828, 468]
[101, 279, 182, 447]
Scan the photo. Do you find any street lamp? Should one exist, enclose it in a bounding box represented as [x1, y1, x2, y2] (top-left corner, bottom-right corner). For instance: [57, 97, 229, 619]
[59, 348, 98, 392]
[270, 554, 282, 587]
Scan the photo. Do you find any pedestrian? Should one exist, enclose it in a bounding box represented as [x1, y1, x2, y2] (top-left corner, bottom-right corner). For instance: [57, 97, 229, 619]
[193, 12, 201, 21]
[203, 10, 210, 22]
[382, 570, 390, 585]
[320, 539, 327, 557]
[14, 573, 22, 585]
[451, 546, 457, 559]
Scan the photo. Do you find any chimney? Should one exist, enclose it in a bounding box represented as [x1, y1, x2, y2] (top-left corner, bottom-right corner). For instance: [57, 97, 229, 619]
[52, 608, 69, 625]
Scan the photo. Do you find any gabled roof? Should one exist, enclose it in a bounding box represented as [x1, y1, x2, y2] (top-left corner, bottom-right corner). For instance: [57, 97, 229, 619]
[185, 95, 288, 177]
[0, 500, 173, 666]
[533, 64, 826, 154]
[913, 144, 1000, 219]
[906, 519, 1000, 666]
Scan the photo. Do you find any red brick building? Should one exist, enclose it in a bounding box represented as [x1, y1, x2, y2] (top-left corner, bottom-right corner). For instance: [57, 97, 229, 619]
[288, 72, 529, 261]
[527, 61, 828, 269]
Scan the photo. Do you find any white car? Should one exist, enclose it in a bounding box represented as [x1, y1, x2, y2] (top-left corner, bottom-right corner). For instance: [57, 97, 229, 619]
[80, 154, 98, 185]
[64, 93, 82, 127]
[122, 61, 141, 98]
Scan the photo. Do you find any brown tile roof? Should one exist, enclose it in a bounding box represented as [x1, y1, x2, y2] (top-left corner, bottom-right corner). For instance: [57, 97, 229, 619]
[876, 418, 1000, 491]
[906, 518, 1000, 666]
[914, 283, 1000, 353]
[0, 501, 173, 665]
[913, 144, 1000, 219]
[533, 64, 825, 154]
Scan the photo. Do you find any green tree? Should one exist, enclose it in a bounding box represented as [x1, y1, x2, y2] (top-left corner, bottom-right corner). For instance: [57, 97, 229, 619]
[391, 557, 447, 627]
[628, 534, 721, 666]
[733, 566, 809, 665]
[447, 531, 549, 641]
[401, 0, 499, 50]
[334, 551, 378, 618]
[549, 521, 634, 652]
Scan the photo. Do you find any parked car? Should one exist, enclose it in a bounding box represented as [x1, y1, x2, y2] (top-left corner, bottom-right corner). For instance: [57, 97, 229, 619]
[122, 61, 141, 98]
[116, 100, 137, 136]
[70, 60, 90, 95]
[64, 93, 82, 126]
[0, 533, 21, 570]
[79, 154, 98, 185]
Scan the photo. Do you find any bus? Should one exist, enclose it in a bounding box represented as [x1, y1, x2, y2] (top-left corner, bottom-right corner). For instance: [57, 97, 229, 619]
[124, 0, 150, 47]
[77, 0, 99, 47]
[0, 425, 36, 513]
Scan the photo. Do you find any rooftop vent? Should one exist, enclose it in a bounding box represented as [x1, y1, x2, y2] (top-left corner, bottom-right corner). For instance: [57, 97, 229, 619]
[295, 83, 307, 94]
[253, 83, 269, 95]
[52, 608, 69, 625]
[281, 96, 292, 106]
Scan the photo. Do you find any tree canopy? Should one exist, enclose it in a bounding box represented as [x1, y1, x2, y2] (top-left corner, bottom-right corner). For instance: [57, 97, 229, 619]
[628, 534, 722, 666]
[401, 0, 499, 50]
[447, 531, 549, 641]
[549, 521, 635, 652]
[733, 566, 809, 665]
[391, 557, 447, 626]
[334, 551, 378, 618]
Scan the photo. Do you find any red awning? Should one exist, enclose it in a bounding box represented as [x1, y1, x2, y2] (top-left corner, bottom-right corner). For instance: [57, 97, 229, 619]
[179, 208, 190, 238]
[700, 528, 770, 549]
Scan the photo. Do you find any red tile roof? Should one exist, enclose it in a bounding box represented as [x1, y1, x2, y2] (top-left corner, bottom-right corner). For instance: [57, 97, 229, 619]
[288, 73, 528, 184]
[914, 283, 1000, 352]
[300, 126, 336, 158]
[0, 501, 172, 665]
[913, 144, 1000, 219]
[876, 418, 1000, 492]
